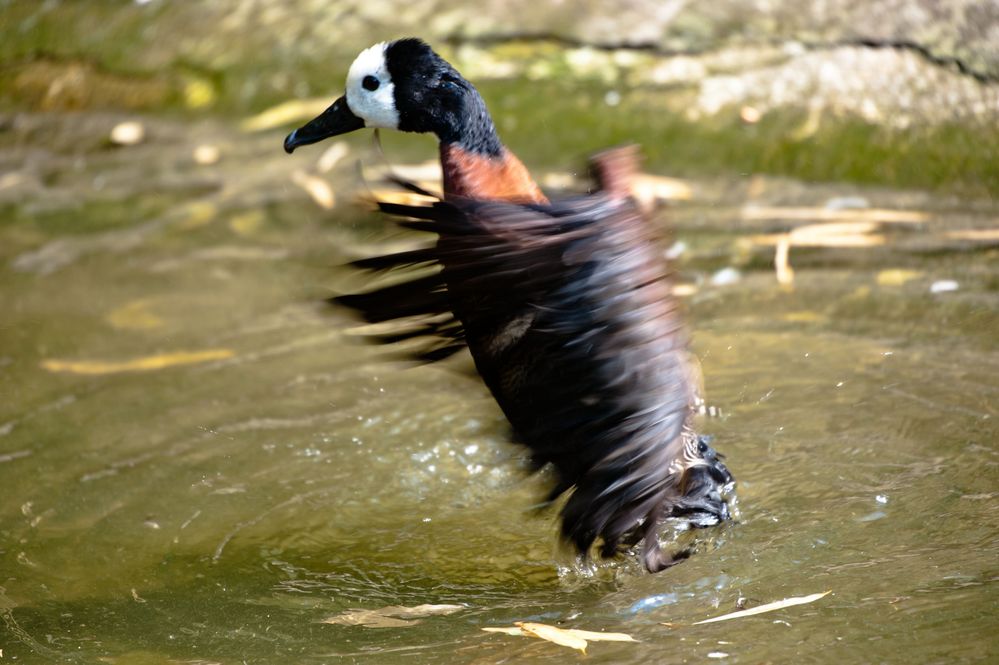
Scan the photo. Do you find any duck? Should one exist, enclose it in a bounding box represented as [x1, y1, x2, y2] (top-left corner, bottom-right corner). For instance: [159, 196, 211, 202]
[283, 38, 733, 573]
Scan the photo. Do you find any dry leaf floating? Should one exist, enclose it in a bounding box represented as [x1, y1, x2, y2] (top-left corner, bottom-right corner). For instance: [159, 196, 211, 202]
[694, 591, 831, 625]
[483, 621, 637, 653]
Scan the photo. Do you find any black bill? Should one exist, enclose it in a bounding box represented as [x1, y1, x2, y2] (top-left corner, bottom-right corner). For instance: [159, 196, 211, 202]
[283, 96, 364, 153]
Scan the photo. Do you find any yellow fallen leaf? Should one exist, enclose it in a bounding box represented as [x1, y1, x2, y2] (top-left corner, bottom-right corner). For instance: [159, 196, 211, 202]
[741, 207, 928, 224]
[790, 221, 884, 247]
[229, 211, 265, 236]
[876, 269, 921, 286]
[775, 234, 794, 286]
[364, 189, 437, 207]
[41, 349, 234, 375]
[368, 161, 442, 183]
[541, 171, 579, 189]
[782, 311, 823, 323]
[632, 173, 693, 202]
[482, 626, 636, 643]
[944, 229, 999, 242]
[757, 232, 887, 249]
[749, 233, 786, 246]
[176, 201, 217, 229]
[0, 172, 29, 191]
[790, 104, 823, 140]
[693, 591, 831, 625]
[766, 218, 891, 285]
[241, 99, 330, 132]
[316, 142, 351, 173]
[792, 234, 885, 248]
[516, 621, 588, 654]
[107, 300, 163, 330]
[671, 283, 698, 297]
[752, 227, 884, 248]
[184, 78, 216, 109]
[292, 170, 335, 209]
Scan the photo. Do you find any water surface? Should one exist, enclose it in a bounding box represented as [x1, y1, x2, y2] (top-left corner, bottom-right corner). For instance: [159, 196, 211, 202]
[0, 109, 997, 663]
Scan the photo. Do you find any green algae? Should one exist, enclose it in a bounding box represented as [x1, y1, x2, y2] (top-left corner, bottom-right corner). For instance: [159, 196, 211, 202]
[2, 2, 996, 195]
[469, 80, 999, 197]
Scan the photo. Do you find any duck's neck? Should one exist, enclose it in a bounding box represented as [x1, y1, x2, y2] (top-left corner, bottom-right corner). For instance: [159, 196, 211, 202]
[440, 142, 547, 204]
[435, 87, 547, 204]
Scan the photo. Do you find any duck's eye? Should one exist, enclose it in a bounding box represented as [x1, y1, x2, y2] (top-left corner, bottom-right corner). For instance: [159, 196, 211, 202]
[362, 75, 380, 91]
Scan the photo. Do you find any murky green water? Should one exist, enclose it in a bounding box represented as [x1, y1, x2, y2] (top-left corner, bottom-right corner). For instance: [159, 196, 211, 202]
[2, 91, 998, 665]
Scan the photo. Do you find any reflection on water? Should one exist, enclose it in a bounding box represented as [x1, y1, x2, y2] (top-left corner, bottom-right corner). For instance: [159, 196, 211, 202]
[0, 108, 997, 663]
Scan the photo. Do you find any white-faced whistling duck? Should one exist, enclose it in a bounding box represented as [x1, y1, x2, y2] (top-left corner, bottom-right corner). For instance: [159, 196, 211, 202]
[284, 38, 734, 573]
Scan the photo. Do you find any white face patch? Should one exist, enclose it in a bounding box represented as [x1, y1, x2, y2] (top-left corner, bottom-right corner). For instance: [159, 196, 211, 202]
[344, 42, 400, 130]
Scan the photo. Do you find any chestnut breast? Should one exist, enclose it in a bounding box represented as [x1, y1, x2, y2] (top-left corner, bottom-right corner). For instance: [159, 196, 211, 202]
[440, 144, 548, 204]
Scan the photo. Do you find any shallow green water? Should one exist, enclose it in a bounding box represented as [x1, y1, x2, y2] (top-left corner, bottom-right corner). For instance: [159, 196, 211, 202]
[1, 101, 998, 663]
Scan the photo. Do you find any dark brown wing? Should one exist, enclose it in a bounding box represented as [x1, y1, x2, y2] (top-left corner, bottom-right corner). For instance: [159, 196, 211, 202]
[336, 149, 731, 570]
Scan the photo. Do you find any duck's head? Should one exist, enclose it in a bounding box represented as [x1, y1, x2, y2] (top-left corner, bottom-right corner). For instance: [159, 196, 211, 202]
[284, 38, 501, 155]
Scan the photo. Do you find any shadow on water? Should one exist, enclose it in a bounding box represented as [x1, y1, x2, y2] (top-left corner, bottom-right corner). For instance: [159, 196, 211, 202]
[1, 33, 998, 665]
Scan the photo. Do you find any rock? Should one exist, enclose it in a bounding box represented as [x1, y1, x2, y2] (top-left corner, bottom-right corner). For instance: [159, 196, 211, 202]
[711, 267, 742, 286]
[109, 121, 145, 146]
[929, 279, 960, 293]
[825, 196, 870, 210]
[193, 144, 221, 165]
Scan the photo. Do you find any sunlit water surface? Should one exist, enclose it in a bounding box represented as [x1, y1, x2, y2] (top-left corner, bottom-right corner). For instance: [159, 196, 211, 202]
[1, 112, 997, 664]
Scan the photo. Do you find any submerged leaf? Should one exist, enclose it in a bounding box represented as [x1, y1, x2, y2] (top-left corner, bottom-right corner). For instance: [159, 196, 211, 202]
[228, 211, 265, 236]
[693, 591, 831, 625]
[382, 604, 465, 618]
[106, 300, 163, 330]
[322, 603, 464, 628]
[322, 610, 414, 628]
[176, 201, 218, 229]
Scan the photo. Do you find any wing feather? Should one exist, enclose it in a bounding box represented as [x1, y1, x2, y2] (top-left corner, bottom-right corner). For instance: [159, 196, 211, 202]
[334, 148, 731, 569]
